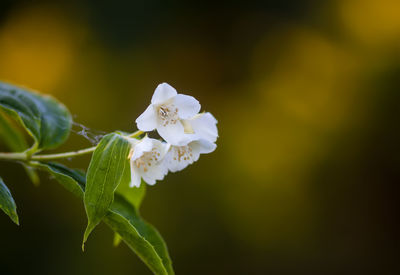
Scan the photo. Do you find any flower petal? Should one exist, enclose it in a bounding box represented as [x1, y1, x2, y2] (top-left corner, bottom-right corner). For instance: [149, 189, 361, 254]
[156, 121, 189, 146]
[151, 138, 170, 156]
[148, 164, 168, 181]
[164, 147, 196, 172]
[131, 136, 153, 160]
[173, 94, 201, 119]
[130, 166, 142, 188]
[142, 174, 157, 185]
[190, 112, 218, 143]
[136, 104, 157, 131]
[191, 139, 216, 155]
[151, 83, 177, 105]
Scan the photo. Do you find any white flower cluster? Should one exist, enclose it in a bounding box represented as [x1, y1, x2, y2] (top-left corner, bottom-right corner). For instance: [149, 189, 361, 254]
[128, 83, 218, 187]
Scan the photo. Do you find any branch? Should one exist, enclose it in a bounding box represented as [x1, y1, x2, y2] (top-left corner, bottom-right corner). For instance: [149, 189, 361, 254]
[0, 130, 143, 162]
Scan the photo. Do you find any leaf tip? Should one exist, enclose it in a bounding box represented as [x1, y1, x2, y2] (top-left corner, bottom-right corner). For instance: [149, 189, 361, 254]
[24, 166, 40, 187]
[82, 221, 96, 251]
[113, 233, 122, 247]
[81, 233, 88, 252]
[12, 214, 19, 226]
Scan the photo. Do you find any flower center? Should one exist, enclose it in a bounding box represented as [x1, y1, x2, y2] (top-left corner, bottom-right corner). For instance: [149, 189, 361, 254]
[158, 104, 179, 126]
[135, 147, 161, 172]
[173, 145, 193, 162]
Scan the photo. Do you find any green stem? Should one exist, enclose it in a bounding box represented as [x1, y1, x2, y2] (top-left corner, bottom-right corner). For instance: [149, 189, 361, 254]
[0, 130, 144, 162]
[31, 146, 96, 160]
[128, 130, 144, 138]
[0, 152, 26, 160]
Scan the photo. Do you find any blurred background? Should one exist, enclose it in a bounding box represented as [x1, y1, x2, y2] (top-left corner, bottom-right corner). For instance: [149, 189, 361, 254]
[1, 0, 400, 274]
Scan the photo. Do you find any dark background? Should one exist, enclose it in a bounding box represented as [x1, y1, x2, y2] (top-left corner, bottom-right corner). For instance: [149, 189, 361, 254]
[1, 0, 400, 274]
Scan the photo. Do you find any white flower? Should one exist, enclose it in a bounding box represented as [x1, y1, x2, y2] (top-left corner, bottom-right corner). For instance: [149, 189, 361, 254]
[128, 136, 169, 187]
[136, 83, 201, 145]
[164, 139, 216, 172]
[182, 112, 218, 143]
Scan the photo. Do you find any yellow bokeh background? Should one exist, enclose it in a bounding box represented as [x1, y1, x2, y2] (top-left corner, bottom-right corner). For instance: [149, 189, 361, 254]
[1, 1, 400, 274]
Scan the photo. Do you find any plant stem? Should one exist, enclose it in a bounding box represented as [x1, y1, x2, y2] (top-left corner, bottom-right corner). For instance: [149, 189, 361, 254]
[0, 152, 26, 160]
[31, 146, 96, 160]
[0, 130, 144, 162]
[128, 130, 144, 138]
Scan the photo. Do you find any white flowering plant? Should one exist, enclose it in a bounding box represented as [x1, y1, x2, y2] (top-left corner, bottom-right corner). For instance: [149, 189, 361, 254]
[0, 81, 218, 275]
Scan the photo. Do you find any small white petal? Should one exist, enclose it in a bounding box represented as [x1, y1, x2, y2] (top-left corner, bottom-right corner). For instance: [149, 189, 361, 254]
[131, 136, 153, 160]
[181, 119, 194, 134]
[148, 164, 168, 181]
[136, 104, 157, 131]
[173, 94, 201, 119]
[191, 139, 216, 155]
[148, 139, 169, 160]
[190, 112, 218, 143]
[142, 174, 157, 185]
[157, 121, 189, 146]
[151, 83, 177, 105]
[167, 158, 191, 172]
[130, 166, 142, 188]
[165, 147, 195, 172]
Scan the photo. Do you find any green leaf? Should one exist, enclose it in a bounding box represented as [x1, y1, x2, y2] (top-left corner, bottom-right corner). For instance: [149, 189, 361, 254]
[116, 179, 146, 209]
[0, 177, 19, 225]
[0, 111, 27, 152]
[83, 133, 132, 245]
[114, 180, 146, 248]
[113, 233, 122, 247]
[0, 81, 72, 151]
[0, 112, 40, 185]
[35, 161, 174, 275]
[23, 164, 40, 186]
[30, 161, 85, 198]
[105, 195, 174, 275]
